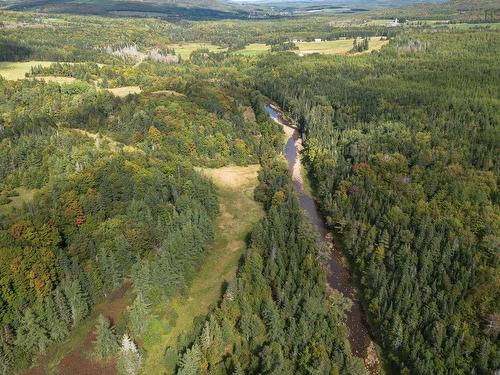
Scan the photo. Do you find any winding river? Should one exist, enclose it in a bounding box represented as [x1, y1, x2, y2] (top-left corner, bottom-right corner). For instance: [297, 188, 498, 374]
[265, 103, 379, 374]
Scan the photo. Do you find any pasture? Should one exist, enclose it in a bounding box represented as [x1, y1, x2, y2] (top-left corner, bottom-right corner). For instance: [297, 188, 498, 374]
[0, 61, 57, 80]
[236, 37, 388, 57]
[296, 37, 388, 55]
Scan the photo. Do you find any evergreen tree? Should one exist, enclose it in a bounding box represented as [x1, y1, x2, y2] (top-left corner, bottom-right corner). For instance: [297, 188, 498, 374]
[0, 345, 10, 375]
[117, 334, 142, 375]
[128, 294, 151, 338]
[61, 278, 89, 327]
[54, 287, 72, 327]
[15, 308, 51, 354]
[93, 315, 118, 359]
[178, 343, 201, 375]
[44, 296, 69, 342]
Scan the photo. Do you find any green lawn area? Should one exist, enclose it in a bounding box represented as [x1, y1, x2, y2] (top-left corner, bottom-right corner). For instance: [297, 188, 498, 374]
[141, 165, 263, 375]
[0, 61, 57, 80]
[167, 43, 227, 59]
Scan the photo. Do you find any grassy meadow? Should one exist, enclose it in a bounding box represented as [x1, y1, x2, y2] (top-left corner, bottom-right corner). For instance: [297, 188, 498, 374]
[0, 61, 57, 80]
[140, 165, 263, 374]
[235, 37, 388, 57]
[167, 43, 227, 59]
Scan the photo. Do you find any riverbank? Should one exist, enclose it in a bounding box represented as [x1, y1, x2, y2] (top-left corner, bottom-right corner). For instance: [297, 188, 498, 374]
[265, 102, 381, 375]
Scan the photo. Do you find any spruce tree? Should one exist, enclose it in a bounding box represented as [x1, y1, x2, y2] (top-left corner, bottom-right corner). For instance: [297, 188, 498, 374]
[61, 278, 89, 327]
[54, 287, 72, 327]
[15, 308, 51, 354]
[44, 296, 69, 342]
[178, 343, 201, 375]
[117, 334, 142, 375]
[93, 315, 118, 360]
[128, 294, 150, 338]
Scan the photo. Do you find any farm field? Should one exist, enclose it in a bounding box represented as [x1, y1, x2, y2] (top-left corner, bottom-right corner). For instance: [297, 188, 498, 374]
[296, 37, 388, 55]
[0, 61, 57, 80]
[236, 37, 388, 56]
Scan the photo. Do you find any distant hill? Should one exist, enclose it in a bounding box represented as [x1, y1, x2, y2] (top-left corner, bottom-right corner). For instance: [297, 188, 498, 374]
[375, 0, 500, 21]
[0, 0, 250, 20]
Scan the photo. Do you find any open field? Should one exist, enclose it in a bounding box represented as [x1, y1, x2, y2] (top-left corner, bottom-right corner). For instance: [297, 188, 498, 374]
[141, 164, 263, 374]
[235, 43, 271, 56]
[70, 128, 143, 154]
[237, 37, 388, 57]
[297, 37, 388, 55]
[0, 61, 57, 80]
[105, 86, 142, 97]
[150, 90, 185, 97]
[167, 43, 227, 59]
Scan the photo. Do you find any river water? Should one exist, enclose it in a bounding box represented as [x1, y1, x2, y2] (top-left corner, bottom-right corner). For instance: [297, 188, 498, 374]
[265, 103, 379, 373]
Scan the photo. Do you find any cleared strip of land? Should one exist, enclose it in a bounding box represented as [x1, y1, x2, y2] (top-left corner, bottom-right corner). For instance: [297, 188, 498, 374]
[141, 164, 263, 374]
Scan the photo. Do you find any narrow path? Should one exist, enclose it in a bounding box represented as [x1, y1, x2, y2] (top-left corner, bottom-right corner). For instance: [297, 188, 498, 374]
[141, 165, 263, 374]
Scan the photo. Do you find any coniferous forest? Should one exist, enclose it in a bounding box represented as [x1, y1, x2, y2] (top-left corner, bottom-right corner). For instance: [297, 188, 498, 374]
[0, 0, 498, 374]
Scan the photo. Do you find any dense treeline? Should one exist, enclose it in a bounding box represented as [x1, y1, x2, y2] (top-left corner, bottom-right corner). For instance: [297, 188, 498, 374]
[173, 159, 363, 374]
[0, 73, 276, 168]
[255, 30, 499, 374]
[0, 141, 218, 372]
[0, 65, 278, 372]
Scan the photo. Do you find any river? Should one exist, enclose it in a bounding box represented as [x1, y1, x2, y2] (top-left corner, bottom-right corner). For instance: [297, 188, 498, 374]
[265, 102, 379, 374]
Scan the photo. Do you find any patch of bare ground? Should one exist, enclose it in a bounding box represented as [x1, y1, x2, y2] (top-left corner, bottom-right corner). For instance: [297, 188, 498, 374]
[241, 106, 256, 122]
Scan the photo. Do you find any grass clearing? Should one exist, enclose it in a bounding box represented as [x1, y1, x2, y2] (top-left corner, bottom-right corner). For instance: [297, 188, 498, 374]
[167, 43, 227, 59]
[69, 128, 142, 154]
[0, 187, 38, 216]
[105, 86, 142, 97]
[236, 38, 388, 57]
[297, 37, 388, 55]
[141, 164, 262, 374]
[0, 61, 57, 80]
[150, 90, 185, 97]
